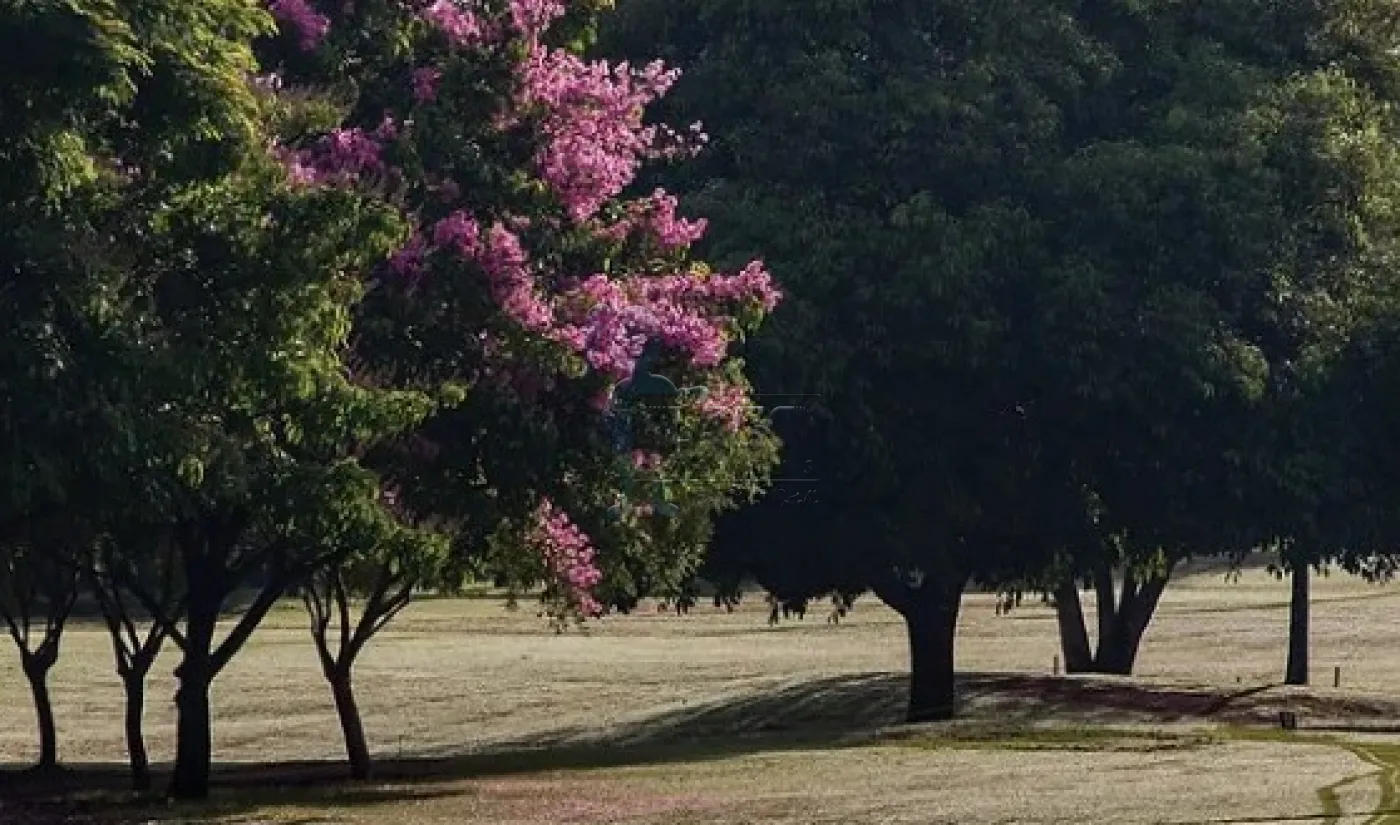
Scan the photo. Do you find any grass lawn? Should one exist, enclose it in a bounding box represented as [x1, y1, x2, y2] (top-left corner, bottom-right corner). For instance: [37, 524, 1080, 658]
[6, 565, 1400, 823]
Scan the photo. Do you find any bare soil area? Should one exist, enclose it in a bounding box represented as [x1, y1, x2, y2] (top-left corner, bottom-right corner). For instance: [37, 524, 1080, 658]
[5, 567, 1400, 823]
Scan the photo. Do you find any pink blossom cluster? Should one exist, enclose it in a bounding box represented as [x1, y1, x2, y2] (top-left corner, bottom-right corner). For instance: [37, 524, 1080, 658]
[697, 382, 751, 432]
[430, 211, 554, 332]
[508, 0, 567, 37]
[632, 262, 781, 312]
[519, 50, 680, 222]
[631, 450, 663, 471]
[279, 127, 383, 185]
[386, 210, 777, 386]
[550, 266, 779, 382]
[268, 0, 330, 50]
[598, 189, 708, 250]
[423, 0, 491, 46]
[554, 281, 727, 379]
[530, 498, 603, 616]
[413, 67, 443, 102]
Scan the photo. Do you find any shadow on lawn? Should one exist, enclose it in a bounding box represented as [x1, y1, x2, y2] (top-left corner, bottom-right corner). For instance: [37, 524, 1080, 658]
[4, 671, 1398, 823]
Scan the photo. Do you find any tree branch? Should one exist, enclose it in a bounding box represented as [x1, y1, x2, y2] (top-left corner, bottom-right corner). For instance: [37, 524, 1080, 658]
[210, 576, 287, 677]
[366, 580, 413, 641]
[333, 570, 352, 660]
[117, 564, 188, 650]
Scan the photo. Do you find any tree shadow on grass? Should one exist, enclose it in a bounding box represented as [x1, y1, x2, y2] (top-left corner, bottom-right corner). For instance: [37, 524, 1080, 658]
[5, 671, 1398, 823]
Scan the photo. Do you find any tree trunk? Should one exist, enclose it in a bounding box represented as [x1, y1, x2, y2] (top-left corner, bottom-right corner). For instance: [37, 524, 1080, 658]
[170, 608, 217, 800]
[1051, 563, 1172, 677]
[330, 670, 371, 780]
[1093, 565, 1117, 647]
[903, 587, 962, 723]
[22, 656, 57, 771]
[1052, 581, 1093, 673]
[122, 672, 151, 792]
[1093, 571, 1169, 675]
[1285, 563, 1309, 686]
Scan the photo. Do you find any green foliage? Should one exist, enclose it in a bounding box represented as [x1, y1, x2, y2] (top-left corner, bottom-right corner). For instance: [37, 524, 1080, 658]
[254, 0, 780, 620]
[599, 0, 1400, 611]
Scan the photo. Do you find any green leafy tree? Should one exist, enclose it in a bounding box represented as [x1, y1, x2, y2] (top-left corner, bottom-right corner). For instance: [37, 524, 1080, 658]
[1211, 3, 1400, 684]
[601, 0, 1121, 720]
[601, 0, 1400, 708]
[84, 521, 184, 791]
[299, 502, 447, 780]
[46, 1, 437, 796]
[0, 0, 235, 775]
[121, 164, 430, 800]
[253, 0, 782, 640]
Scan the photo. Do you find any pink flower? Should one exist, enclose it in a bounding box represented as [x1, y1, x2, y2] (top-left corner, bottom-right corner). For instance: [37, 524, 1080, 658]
[530, 498, 604, 617]
[517, 50, 680, 222]
[423, 0, 488, 46]
[546, 261, 779, 380]
[631, 450, 663, 471]
[413, 67, 443, 102]
[697, 382, 750, 432]
[388, 230, 429, 276]
[267, 0, 331, 50]
[432, 210, 481, 255]
[601, 189, 708, 249]
[375, 115, 401, 140]
[431, 213, 554, 333]
[276, 128, 383, 186]
[509, 0, 567, 37]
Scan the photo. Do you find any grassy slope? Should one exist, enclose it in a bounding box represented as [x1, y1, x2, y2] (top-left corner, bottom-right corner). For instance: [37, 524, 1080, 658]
[6, 568, 1400, 822]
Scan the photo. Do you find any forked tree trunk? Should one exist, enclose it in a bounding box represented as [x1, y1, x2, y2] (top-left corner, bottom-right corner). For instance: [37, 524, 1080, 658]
[1052, 562, 1173, 676]
[304, 564, 415, 782]
[89, 529, 181, 791]
[21, 653, 58, 771]
[1285, 563, 1310, 686]
[3, 578, 77, 774]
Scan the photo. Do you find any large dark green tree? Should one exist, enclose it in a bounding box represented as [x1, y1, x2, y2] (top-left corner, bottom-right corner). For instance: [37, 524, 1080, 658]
[1202, 3, 1400, 685]
[600, 0, 1400, 714]
[601, 0, 1124, 720]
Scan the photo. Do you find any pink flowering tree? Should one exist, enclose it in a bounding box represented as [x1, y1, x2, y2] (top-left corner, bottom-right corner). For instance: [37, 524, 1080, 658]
[252, 0, 782, 778]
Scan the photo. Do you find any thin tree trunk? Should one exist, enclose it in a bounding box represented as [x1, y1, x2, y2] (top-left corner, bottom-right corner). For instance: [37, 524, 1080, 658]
[22, 655, 57, 771]
[122, 672, 151, 791]
[330, 671, 371, 780]
[1285, 563, 1310, 685]
[1052, 580, 1093, 673]
[86, 529, 177, 792]
[904, 588, 962, 723]
[303, 563, 417, 781]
